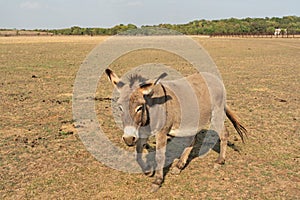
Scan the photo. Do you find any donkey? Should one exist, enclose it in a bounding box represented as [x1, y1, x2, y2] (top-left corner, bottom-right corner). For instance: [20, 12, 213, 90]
[105, 68, 247, 192]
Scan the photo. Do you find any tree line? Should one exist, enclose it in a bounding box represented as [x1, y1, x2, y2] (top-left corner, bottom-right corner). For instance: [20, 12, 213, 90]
[35, 16, 300, 36]
[46, 24, 138, 36]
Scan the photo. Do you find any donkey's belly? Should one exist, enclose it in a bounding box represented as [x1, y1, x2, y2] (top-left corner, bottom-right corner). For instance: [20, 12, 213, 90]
[168, 128, 202, 137]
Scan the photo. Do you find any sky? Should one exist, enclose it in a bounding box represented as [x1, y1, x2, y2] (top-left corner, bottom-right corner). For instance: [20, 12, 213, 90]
[0, 0, 299, 29]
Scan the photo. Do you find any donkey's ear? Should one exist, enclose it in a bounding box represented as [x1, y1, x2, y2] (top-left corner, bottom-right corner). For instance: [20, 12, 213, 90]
[105, 69, 125, 89]
[139, 82, 155, 95]
[139, 72, 168, 95]
[154, 72, 167, 85]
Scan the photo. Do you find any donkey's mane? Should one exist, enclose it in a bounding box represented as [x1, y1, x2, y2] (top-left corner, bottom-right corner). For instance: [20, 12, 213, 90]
[128, 74, 147, 88]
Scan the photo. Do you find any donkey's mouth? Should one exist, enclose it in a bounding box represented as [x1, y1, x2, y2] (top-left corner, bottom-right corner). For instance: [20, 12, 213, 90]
[125, 143, 135, 147]
[124, 142, 136, 147]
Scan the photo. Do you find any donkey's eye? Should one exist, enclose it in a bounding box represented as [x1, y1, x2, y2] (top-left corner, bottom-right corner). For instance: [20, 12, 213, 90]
[135, 105, 143, 113]
[119, 105, 124, 112]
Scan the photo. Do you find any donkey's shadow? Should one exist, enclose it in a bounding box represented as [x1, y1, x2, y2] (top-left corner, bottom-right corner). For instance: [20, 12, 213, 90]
[145, 129, 240, 178]
[185, 129, 239, 166]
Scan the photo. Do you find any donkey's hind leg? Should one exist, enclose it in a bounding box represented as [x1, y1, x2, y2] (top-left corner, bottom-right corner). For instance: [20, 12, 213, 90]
[171, 137, 196, 175]
[216, 126, 229, 165]
[210, 106, 227, 165]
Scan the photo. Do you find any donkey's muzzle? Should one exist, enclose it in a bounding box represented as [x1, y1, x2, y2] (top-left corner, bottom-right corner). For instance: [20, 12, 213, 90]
[122, 136, 137, 146]
[123, 126, 138, 146]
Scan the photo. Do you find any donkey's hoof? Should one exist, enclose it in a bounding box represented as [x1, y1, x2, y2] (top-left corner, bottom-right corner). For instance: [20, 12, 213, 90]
[171, 167, 181, 175]
[176, 160, 186, 169]
[214, 158, 225, 169]
[215, 158, 225, 165]
[144, 170, 154, 177]
[143, 165, 154, 177]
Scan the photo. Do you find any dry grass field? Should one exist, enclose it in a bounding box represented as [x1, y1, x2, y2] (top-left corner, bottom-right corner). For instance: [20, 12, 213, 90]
[0, 35, 299, 199]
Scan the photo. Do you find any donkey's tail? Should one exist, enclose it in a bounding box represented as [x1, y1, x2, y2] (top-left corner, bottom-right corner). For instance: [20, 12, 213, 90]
[225, 105, 248, 143]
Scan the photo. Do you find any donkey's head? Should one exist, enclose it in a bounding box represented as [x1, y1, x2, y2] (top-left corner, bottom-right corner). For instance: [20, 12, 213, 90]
[105, 69, 167, 146]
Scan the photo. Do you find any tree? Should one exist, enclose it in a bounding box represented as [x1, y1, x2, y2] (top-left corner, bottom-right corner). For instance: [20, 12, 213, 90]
[45, 16, 300, 36]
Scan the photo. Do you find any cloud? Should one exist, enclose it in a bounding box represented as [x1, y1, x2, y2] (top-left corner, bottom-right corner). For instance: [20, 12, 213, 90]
[20, 1, 41, 10]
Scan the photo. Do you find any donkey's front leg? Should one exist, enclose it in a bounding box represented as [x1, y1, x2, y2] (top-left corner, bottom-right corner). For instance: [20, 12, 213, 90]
[151, 131, 168, 192]
[136, 138, 153, 176]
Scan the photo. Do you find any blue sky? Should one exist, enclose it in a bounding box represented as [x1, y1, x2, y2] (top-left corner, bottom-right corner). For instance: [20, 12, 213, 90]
[0, 0, 299, 29]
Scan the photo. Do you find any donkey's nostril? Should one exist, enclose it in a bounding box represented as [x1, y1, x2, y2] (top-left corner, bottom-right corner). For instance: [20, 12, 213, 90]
[122, 136, 136, 146]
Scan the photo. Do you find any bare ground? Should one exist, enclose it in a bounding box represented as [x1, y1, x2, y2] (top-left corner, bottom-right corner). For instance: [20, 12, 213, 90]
[0, 36, 299, 199]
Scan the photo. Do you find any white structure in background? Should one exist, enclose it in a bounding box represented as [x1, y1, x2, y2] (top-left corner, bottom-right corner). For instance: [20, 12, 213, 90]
[274, 28, 288, 36]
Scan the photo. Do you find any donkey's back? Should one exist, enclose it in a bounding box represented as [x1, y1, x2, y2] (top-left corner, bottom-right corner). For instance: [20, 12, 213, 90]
[162, 72, 226, 137]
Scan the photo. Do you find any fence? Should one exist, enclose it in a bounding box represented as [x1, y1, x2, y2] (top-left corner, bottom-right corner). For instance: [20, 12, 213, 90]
[210, 33, 298, 38]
